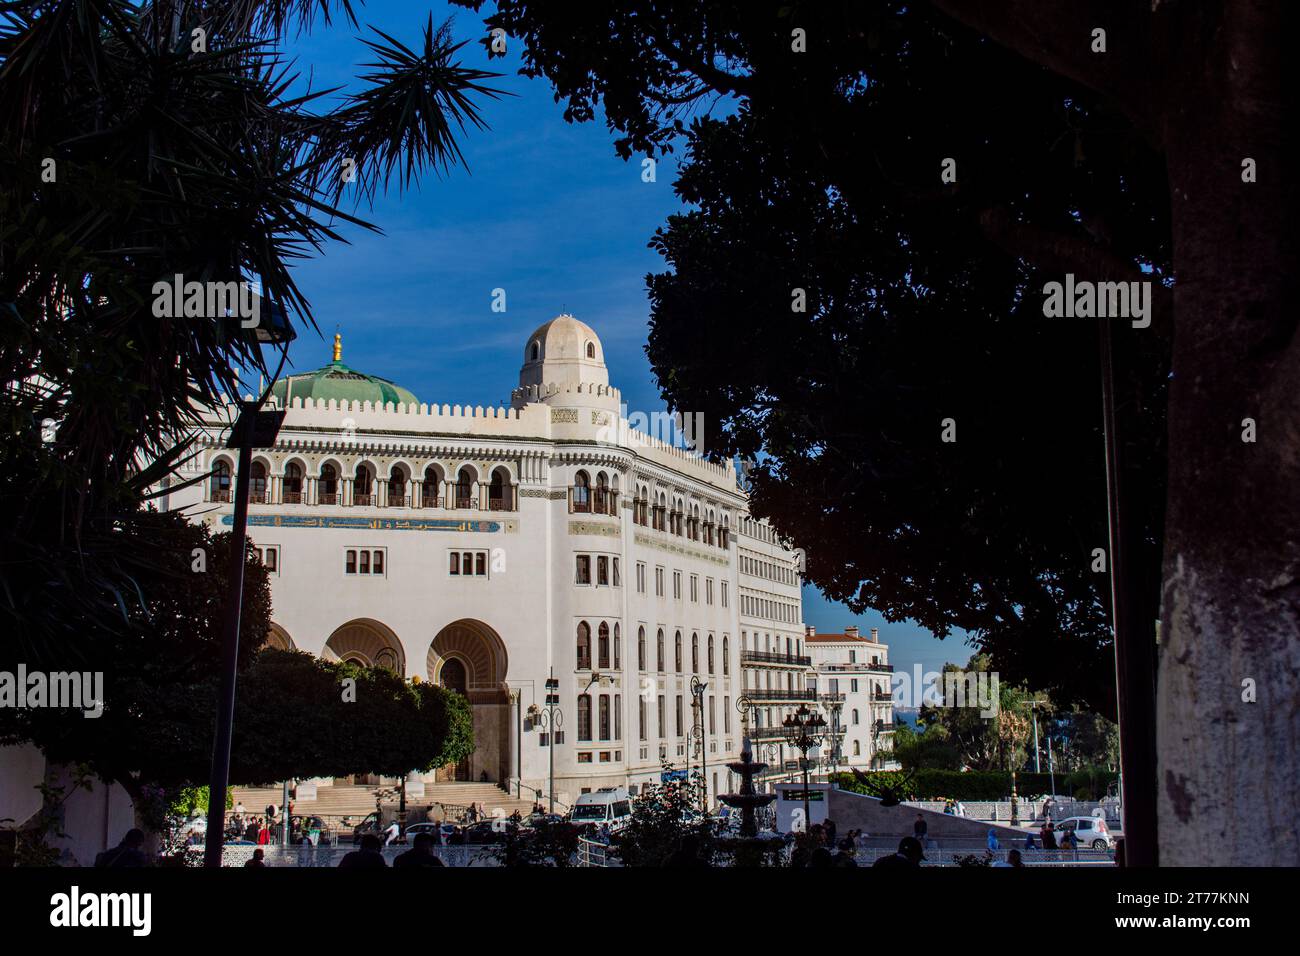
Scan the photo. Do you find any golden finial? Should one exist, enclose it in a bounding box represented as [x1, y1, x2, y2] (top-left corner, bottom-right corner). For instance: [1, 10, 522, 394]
[333, 332, 342, 362]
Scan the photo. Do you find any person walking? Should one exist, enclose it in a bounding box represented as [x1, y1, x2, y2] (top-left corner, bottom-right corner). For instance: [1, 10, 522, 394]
[383, 819, 401, 846]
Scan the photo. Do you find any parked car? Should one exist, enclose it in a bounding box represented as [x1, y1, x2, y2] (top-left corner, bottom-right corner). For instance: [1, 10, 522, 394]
[1053, 815, 1113, 849]
[459, 821, 505, 845]
[402, 822, 457, 844]
[568, 788, 633, 830]
[349, 811, 385, 845]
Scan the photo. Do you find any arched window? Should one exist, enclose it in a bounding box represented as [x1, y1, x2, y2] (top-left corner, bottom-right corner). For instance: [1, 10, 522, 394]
[598, 622, 610, 669]
[594, 472, 608, 513]
[422, 465, 442, 507]
[638, 626, 646, 671]
[722, 636, 730, 675]
[210, 460, 232, 502]
[586, 341, 595, 359]
[674, 632, 683, 673]
[572, 470, 590, 512]
[852, 709, 860, 725]
[455, 467, 474, 509]
[354, 463, 374, 505]
[530, 340, 540, 361]
[440, 658, 467, 695]
[853, 740, 861, 757]
[249, 461, 267, 503]
[656, 629, 665, 672]
[691, 633, 699, 673]
[374, 648, 399, 673]
[488, 466, 513, 511]
[319, 463, 338, 504]
[388, 465, 406, 507]
[283, 462, 303, 503]
[576, 622, 591, 670]
[578, 694, 592, 741]
[707, 634, 714, 674]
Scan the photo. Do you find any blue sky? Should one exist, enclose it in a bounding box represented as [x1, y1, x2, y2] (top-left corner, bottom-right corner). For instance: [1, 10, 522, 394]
[280, 3, 973, 676]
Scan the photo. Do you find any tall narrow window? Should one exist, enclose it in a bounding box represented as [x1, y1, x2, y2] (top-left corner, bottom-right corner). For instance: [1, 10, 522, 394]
[613, 624, 621, 669]
[691, 633, 699, 673]
[575, 555, 591, 585]
[354, 464, 374, 505]
[598, 622, 610, 669]
[598, 695, 610, 740]
[656, 629, 665, 672]
[638, 626, 646, 671]
[423, 466, 441, 507]
[674, 632, 682, 673]
[578, 695, 592, 741]
[597, 556, 609, 586]
[707, 635, 714, 674]
[576, 622, 592, 670]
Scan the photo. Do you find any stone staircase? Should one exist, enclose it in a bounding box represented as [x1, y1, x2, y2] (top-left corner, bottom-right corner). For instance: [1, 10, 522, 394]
[231, 782, 537, 822]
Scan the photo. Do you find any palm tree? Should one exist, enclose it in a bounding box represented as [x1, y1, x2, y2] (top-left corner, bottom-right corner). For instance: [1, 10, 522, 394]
[0, 0, 501, 664]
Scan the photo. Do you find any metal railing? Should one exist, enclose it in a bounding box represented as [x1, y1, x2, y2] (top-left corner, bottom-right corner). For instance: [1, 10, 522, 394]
[741, 651, 812, 667]
[742, 689, 816, 702]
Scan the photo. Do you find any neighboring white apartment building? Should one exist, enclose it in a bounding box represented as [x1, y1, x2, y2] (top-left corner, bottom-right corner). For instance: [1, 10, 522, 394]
[805, 626, 899, 772]
[736, 514, 817, 788]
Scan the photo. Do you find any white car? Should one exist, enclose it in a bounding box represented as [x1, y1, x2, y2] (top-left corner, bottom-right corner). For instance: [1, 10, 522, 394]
[1053, 815, 1113, 849]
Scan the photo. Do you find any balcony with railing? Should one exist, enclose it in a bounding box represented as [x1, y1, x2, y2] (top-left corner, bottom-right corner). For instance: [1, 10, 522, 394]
[741, 688, 816, 703]
[741, 650, 812, 667]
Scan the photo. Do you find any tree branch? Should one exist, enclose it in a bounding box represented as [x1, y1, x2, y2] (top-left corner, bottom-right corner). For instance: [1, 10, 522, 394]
[929, 0, 1161, 147]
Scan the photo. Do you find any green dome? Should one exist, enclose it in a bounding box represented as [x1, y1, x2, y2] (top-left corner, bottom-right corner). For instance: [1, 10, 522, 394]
[271, 334, 419, 408]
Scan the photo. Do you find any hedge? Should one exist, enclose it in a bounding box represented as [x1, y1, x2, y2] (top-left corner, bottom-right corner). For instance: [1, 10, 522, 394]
[832, 769, 1117, 802]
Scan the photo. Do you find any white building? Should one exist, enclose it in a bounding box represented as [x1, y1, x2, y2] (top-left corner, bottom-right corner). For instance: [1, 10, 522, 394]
[158, 314, 811, 809]
[805, 626, 899, 772]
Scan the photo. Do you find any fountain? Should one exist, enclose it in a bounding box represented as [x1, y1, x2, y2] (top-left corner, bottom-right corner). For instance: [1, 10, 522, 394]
[717, 738, 780, 861]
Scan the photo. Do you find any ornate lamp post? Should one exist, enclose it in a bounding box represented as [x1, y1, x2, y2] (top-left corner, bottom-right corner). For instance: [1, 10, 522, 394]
[826, 699, 844, 778]
[533, 671, 563, 814]
[782, 703, 827, 830]
[690, 675, 708, 814]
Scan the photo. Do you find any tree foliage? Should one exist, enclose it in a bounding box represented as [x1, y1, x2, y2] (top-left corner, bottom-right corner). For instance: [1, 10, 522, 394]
[454, 0, 1171, 719]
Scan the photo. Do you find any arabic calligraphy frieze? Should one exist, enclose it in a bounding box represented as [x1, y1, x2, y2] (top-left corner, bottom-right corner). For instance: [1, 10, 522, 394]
[221, 514, 513, 533]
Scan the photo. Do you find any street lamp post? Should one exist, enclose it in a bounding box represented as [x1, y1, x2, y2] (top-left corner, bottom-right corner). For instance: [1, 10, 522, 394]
[690, 676, 708, 815]
[826, 700, 843, 779]
[536, 672, 563, 814]
[781, 703, 827, 831]
[202, 304, 293, 868]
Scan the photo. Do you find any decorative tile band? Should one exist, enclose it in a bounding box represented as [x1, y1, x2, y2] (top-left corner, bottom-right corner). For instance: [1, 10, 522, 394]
[222, 514, 509, 533]
[634, 533, 730, 566]
[569, 520, 622, 538]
